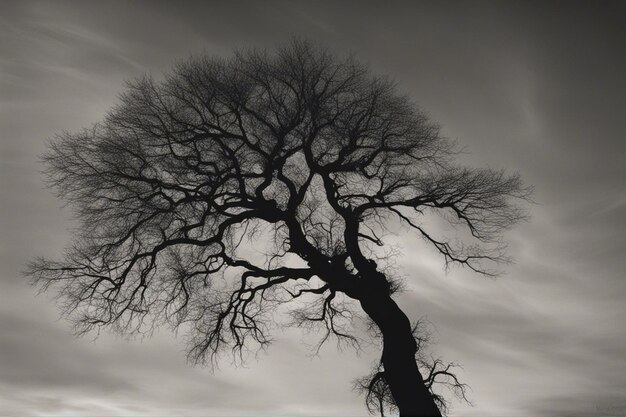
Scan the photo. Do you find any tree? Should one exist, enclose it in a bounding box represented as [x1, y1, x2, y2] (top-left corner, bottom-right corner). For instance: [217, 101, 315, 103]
[27, 40, 529, 416]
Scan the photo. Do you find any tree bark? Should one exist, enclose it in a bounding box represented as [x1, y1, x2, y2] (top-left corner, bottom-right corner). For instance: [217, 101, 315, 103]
[359, 281, 442, 417]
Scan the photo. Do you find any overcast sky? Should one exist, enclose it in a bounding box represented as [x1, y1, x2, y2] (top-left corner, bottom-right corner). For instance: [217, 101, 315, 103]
[1, 1, 625, 416]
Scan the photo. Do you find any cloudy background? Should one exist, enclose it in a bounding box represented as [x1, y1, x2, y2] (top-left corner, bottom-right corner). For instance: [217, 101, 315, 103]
[1, 1, 624, 416]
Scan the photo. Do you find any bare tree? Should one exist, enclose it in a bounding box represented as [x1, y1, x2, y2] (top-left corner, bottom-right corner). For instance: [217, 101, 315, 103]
[26, 40, 529, 417]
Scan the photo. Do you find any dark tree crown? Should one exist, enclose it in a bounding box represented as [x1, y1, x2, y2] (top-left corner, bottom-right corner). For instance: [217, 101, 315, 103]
[27, 39, 529, 415]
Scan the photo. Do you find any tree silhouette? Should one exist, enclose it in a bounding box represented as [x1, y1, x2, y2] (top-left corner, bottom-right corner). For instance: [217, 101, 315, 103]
[27, 40, 529, 417]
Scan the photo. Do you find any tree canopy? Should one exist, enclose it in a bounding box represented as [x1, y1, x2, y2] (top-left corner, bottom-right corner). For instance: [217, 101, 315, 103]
[28, 40, 529, 416]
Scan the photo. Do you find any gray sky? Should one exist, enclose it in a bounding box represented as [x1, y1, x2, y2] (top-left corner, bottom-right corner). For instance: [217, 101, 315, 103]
[1, 1, 625, 416]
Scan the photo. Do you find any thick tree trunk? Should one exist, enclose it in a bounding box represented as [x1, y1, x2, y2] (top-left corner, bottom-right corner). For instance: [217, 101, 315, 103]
[360, 286, 442, 417]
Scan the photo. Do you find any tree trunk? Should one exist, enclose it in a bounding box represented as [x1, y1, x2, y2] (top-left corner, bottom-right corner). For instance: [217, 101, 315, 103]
[360, 287, 442, 417]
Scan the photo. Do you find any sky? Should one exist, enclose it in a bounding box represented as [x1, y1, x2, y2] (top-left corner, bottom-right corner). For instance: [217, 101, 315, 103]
[1, 1, 625, 416]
